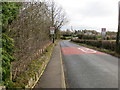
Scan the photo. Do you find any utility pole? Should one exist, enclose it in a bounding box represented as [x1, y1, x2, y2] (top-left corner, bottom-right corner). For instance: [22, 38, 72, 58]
[116, 1, 120, 53]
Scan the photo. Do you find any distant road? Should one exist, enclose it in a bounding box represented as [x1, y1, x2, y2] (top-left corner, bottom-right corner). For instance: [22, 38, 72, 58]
[60, 40, 118, 88]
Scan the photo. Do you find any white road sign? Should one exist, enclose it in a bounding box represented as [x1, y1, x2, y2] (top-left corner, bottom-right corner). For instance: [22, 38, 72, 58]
[101, 28, 106, 37]
[50, 27, 55, 34]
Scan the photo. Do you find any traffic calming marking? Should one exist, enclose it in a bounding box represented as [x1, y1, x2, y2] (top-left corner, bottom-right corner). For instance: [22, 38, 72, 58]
[78, 48, 97, 53]
[61, 47, 106, 55]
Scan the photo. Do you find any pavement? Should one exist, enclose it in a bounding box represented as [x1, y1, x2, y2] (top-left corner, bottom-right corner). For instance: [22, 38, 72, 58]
[60, 40, 118, 88]
[33, 41, 65, 88]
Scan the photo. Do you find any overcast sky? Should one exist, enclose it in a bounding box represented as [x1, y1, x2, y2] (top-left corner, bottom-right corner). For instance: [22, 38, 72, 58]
[55, 0, 119, 32]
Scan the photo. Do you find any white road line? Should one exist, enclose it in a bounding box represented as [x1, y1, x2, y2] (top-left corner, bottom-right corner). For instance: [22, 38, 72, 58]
[78, 48, 97, 53]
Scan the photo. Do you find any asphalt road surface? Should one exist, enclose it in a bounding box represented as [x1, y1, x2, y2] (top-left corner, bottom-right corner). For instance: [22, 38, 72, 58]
[60, 40, 118, 88]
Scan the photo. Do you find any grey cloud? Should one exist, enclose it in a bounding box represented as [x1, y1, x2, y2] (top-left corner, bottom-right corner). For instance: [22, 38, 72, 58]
[78, 1, 112, 17]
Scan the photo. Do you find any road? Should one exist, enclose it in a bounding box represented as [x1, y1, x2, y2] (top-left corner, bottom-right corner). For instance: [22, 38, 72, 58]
[60, 40, 118, 88]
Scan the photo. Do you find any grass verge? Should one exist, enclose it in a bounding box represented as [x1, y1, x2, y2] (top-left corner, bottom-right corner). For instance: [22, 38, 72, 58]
[12, 41, 57, 89]
[71, 41, 120, 58]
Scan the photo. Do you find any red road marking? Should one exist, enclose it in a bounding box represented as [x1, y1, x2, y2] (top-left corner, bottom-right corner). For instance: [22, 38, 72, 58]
[61, 47, 106, 55]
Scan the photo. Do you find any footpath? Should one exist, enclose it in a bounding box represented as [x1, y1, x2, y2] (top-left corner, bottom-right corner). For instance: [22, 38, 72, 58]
[33, 41, 66, 88]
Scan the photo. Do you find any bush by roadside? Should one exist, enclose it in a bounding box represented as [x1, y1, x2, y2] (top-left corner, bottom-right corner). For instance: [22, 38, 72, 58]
[77, 34, 97, 40]
[1, 2, 22, 87]
[60, 36, 71, 40]
[71, 39, 116, 51]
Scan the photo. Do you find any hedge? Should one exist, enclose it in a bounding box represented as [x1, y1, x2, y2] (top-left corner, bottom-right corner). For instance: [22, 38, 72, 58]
[77, 34, 97, 40]
[1, 2, 22, 87]
[71, 39, 116, 51]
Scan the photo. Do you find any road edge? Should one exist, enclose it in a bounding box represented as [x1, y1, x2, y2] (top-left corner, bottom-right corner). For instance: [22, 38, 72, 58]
[59, 43, 66, 89]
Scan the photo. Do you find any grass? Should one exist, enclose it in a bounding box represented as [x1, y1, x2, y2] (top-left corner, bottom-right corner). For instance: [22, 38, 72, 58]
[71, 41, 120, 58]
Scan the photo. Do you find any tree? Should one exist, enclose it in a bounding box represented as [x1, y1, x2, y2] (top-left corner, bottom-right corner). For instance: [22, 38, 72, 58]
[48, 0, 68, 38]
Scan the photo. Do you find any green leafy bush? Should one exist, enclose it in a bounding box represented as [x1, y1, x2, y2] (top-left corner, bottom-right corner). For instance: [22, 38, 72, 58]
[1, 2, 22, 86]
[2, 33, 15, 82]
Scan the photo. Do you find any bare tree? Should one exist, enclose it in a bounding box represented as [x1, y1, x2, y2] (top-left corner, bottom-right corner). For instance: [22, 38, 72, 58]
[7, 0, 68, 80]
[10, 1, 52, 79]
[48, 0, 68, 37]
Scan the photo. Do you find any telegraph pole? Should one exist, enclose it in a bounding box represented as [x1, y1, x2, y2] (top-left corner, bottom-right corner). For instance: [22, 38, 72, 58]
[116, 1, 120, 53]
